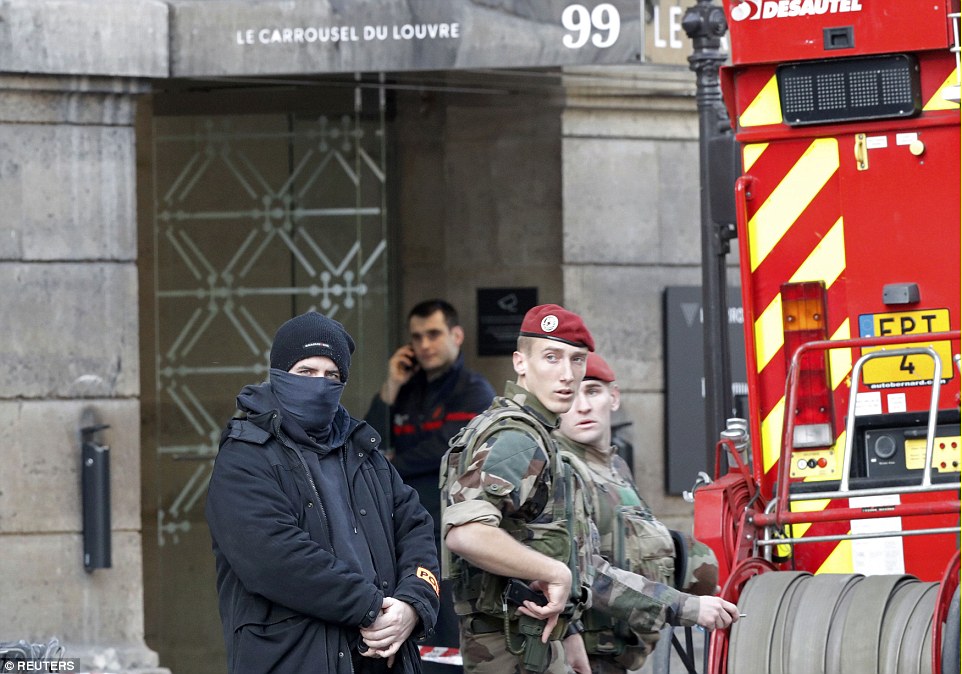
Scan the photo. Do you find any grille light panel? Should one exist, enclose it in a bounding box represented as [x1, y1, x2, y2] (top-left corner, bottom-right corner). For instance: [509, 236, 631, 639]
[778, 54, 921, 126]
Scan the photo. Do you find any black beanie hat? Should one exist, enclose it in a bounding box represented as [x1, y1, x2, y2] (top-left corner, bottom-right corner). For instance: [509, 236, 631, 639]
[269, 311, 356, 382]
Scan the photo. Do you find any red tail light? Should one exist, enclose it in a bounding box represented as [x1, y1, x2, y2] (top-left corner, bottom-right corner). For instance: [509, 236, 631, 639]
[782, 281, 834, 448]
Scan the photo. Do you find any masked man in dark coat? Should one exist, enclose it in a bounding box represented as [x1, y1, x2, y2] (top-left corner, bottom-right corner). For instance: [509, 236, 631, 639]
[206, 311, 441, 674]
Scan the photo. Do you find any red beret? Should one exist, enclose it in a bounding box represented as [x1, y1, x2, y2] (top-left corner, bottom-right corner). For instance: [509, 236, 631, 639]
[519, 304, 595, 352]
[584, 353, 616, 382]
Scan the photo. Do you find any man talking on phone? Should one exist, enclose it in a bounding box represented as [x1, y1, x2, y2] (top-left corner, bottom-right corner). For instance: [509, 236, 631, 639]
[366, 299, 495, 672]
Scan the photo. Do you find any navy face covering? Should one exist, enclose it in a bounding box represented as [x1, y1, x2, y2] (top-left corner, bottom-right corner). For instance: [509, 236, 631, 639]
[270, 368, 345, 442]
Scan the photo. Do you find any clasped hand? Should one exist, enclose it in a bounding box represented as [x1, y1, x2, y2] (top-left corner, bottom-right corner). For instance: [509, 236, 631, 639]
[359, 597, 418, 666]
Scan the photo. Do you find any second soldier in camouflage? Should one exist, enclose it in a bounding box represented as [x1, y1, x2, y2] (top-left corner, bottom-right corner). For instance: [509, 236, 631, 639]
[555, 352, 722, 673]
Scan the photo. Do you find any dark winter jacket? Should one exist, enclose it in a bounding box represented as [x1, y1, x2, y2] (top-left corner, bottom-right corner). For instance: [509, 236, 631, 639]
[206, 382, 440, 674]
[365, 354, 495, 482]
[365, 354, 494, 551]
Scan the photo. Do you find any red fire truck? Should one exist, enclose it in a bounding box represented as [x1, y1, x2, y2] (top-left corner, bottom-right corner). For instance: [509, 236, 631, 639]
[692, 1, 961, 672]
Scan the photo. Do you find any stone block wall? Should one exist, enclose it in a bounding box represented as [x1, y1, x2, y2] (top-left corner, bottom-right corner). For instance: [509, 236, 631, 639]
[0, 74, 166, 673]
[390, 66, 713, 532]
[0, 2, 168, 669]
[389, 64, 713, 531]
[392, 86, 566, 390]
[561, 65, 704, 528]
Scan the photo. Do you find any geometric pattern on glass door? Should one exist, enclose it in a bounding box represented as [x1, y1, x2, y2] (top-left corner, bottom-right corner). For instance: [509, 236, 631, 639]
[152, 108, 387, 545]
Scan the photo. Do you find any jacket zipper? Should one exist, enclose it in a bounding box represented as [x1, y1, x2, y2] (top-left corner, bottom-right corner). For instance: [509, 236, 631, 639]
[271, 412, 335, 552]
[272, 413, 374, 673]
[340, 449, 359, 534]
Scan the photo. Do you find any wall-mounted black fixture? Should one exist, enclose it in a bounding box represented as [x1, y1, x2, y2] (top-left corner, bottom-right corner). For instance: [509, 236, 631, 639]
[81, 413, 111, 571]
[883, 282, 921, 306]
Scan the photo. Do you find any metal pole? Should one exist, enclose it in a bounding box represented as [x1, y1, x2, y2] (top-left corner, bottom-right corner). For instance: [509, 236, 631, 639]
[683, 0, 732, 475]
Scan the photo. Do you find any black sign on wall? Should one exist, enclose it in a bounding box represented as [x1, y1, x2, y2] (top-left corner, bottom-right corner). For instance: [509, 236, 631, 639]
[664, 286, 749, 495]
[477, 287, 538, 356]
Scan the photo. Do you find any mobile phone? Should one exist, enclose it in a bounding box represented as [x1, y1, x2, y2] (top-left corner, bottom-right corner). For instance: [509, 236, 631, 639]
[401, 344, 417, 371]
[504, 579, 548, 607]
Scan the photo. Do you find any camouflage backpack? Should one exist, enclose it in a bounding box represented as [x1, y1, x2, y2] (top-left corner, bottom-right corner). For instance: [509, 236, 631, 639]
[559, 449, 675, 662]
[561, 449, 675, 586]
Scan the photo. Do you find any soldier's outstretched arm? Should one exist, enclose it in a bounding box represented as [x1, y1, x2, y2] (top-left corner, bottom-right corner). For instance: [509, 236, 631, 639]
[588, 555, 739, 633]
[445, 521, 571, 640]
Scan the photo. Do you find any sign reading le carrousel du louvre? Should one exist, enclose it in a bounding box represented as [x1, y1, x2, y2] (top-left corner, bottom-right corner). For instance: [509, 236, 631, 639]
[171, 0, 644, 76]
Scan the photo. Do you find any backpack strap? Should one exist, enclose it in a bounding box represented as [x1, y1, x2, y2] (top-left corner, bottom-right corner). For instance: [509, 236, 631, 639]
[558, 449, 600, 522]
[447, 398, 554, 458]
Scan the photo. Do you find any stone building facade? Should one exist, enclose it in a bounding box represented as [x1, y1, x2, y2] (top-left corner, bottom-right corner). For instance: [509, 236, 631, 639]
[0, 2, 716, 672]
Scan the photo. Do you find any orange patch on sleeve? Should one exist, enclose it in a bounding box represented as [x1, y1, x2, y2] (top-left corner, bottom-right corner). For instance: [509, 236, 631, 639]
[417, 566, 440, 596]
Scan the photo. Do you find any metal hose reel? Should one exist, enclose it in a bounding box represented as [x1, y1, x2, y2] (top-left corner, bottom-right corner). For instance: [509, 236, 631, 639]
[728, 571, 948, 674]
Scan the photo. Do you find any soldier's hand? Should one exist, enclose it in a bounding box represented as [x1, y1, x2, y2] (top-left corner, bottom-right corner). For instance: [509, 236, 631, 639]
[694, 596, 739, 630]
[380, 345, 419, 404]
[563, 633, 591, 674]
[516, 567, 571, 643]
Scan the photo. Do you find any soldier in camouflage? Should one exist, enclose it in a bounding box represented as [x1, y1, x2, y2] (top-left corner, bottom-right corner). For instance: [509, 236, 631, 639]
[555, 352, 721, 674]
[440, 305, 738, 674]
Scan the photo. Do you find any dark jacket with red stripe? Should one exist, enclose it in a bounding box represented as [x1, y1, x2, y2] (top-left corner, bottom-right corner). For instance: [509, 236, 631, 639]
[364, 354, 495, 522]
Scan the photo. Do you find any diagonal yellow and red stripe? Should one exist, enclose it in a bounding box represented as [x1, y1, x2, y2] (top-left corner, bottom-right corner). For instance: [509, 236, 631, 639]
[739, 134, 855, 573]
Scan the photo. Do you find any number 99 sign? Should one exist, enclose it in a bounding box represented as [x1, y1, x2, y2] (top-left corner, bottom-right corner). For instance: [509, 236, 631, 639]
[561, 3, 621, 49]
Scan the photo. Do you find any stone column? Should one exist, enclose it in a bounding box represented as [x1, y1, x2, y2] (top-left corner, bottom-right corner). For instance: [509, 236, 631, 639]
[0, 73, 168, 674]
[560, 64, 703, 527]
[0, 3, 169, 670]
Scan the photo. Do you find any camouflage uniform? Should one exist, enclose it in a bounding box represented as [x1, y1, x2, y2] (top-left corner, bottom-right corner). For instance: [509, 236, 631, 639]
[555, 435, 719, 674]
[441, 383, 703, 674]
